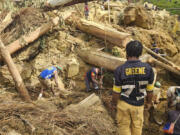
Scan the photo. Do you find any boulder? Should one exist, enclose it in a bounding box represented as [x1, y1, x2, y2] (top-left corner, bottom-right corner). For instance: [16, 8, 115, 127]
[123, 6, 153, 29]
[67, 58, 79, 78]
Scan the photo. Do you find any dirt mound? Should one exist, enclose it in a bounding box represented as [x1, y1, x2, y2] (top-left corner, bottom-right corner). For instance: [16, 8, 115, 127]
[123, 5, 153, 29]
[0, 93, 117, 135]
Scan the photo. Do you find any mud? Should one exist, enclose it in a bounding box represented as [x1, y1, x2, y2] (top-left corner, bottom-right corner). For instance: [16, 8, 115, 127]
[0, 0, 179, 135]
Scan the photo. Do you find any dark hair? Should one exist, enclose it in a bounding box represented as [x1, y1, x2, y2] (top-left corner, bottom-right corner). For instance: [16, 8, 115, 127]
[176, 103, 180, 111]
[126, 40, 143, 58]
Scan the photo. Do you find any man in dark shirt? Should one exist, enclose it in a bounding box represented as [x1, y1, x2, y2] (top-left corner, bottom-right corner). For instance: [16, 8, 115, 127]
[85, 67, 103, 92]
[165, 103, 180, 135]
[112, 40, 154, 135]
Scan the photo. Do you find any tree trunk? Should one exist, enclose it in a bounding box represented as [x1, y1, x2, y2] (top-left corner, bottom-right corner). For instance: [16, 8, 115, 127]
[0, 12, 73, 61]
[68, 17, 131, 47]
[143, 45, 177, 67]
[78, 50, 180, 77]
[78, 49, 126, 71]
[6, 23, 52, 55]
[0, 39, 31, 102]
[46, 0, 96, 8]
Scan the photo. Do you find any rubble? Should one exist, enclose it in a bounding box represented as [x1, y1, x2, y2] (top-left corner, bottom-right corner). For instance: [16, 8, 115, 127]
[123, 5, 153, 29]
[67, 58, 79, 78]
[0, 0, 179, 135]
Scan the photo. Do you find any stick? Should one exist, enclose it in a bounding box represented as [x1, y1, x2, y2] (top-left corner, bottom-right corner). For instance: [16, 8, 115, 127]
[14, 114, 35, 132]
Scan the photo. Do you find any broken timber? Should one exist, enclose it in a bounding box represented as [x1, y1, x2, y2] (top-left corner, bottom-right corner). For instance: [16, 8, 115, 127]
[0, 11, 73, 61]
[0, 39, 31, 102]
[78, 49, 126, 71]
[68, 17, 131, 47]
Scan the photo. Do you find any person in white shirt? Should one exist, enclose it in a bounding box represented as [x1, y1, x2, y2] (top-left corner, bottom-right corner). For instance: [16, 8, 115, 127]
[167, 86, 180, 107]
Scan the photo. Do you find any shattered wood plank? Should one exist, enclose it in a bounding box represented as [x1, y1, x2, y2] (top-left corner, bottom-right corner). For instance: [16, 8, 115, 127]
[67, 16, 132, 47]
[0, 39, 31, 102]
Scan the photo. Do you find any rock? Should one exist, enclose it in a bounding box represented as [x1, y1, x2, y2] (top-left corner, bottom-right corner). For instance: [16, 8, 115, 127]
[123, 6, 153, 29]
[7, 130, 21, 135]
[67, 58, 79, 78]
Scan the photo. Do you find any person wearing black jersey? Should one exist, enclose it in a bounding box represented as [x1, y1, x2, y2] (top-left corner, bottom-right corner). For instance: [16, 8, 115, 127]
[112, 40, 154, 135]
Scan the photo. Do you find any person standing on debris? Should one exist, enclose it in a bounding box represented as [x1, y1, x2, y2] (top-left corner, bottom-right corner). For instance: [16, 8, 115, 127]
[164, 102, 180, 135]
[85, 67, 103, 92]
[84, 1, 89, 20]
[167, 86, 180, 108]
[112, 40, 155, 135]
[38, 66, 62, 98]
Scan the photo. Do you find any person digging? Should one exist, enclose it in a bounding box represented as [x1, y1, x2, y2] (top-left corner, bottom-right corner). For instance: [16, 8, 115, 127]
[85, 67, 104, 92]
[38, 65, 63, 99]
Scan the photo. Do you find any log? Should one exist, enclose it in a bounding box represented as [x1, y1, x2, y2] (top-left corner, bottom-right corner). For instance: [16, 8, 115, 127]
[68, 17, 131, 47]
[0, 39, 31, 102]
[78, 49, 126, 71]
[0, 12, 73, 61]
[151, 58, 180, 76]
[141, 54, 180, 76]
[45, 0, 96, 8]
[79, 50, 180, 77]
[0, 11, 14, 33]
[143, 45, 177, 67]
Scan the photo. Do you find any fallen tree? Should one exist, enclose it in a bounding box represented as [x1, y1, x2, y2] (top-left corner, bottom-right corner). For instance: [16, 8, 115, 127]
[143, 45, 179, 69]
[0, 11, 73, 61]
[67, 16, 131, 47]
[78, 49, 126, 71]
[45, 0, 96, 8]
[0, 39, 31, 102]
[78, 50, 180, 77]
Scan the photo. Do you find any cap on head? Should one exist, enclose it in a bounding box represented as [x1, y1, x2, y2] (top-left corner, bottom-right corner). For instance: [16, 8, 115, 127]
[126, 40, 143, 58]
[56, 66, 62, 71]
[155, 81, 161, 88]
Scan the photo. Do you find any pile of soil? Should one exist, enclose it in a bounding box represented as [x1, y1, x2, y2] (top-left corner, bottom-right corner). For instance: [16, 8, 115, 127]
[0, 0, 179, 135]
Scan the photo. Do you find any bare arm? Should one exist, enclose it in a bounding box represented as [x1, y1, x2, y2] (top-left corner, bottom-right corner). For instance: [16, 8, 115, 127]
[92, 76, 99, 84]
[54, 70, 60, 90]
[147, 91, 153, 104]
[112, 92, 120, 107]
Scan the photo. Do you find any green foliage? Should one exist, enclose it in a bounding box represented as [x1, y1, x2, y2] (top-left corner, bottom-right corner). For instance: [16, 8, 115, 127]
[144, 0, 180, 15]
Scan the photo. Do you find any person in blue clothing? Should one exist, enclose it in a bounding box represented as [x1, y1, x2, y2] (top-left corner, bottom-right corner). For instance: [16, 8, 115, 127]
[85, 67, 103, 92]
[38, 66, 62, 98]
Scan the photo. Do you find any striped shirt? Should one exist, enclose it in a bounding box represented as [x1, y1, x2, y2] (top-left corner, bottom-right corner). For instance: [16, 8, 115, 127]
[113, 60, 154, 106]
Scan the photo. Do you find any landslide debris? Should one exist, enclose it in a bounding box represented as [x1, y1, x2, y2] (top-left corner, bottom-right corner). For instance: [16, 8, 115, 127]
[0, 0, 179, 135]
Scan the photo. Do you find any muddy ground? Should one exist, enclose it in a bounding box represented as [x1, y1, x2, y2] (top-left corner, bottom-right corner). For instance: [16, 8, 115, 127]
[0, 0, 179, 135]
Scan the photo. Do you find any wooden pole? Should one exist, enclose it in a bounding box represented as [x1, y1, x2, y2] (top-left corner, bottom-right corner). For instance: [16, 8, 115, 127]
[0, 39, 31, 102]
